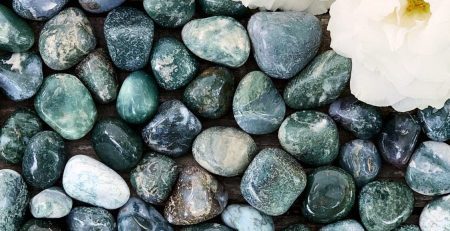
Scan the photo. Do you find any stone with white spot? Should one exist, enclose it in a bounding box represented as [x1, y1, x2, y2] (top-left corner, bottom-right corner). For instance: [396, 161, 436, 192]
[144, 0, 195, 28]
[30, 187, 72, 219]
[0, 4, 34, 52]
[420, 194, 450, 231]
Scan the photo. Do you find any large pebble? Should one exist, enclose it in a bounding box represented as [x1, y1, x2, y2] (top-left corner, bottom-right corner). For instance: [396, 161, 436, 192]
[420, 194, 450, 231]
[319, 220, 364, 231]
[144, 0, 195, 28]
[21, 219, 62, 231]
[182, 223, 232, 231]
[199, 0, 248, 17]
[418, 100, 450, 142]
[0, 4, 34, 52]
[30, 187, 72, 218]
[0, 169, 29, 231]
[67, 207, 116, 231]
[221, 204, 274, 231]
[13, 0, 68, 21]
[79, 0, 125, 13]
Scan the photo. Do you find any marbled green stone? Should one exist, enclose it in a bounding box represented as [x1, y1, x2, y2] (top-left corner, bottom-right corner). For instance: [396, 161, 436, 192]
[67, 207, 116, 231]
[39, 7, 96, 70]
[278, 111, 339, 165]
[395, 225, 421, 231]
[183, 67, 234, 119]
[0, 169, 29, 231]
[30, 187, 72, 219]
[181, 223, 232, 231]
[418, 99, 450, 142]
[34, 74, 97, 140]
[116, 71, 159, 124]
[0, 109, 43, 164]
[199, 0, 249, 17]
[283, 224, 310, 231]
[0, 4, 34, 52]
[13, 0, 68, 21]
[22, 131, 65, 189]
[182, 16, 250, 68]
[301, 166, 356, 224]
[144, 0, 194, 28]
[319, 220, 364, 231]
[420, 194, 450, 231]
[284, 50, 351, 109]
[79, 0, 125, 13]
[150, 37, 199, 90]
[359, 180, 414, 231]
[221, 204, 274, 231]
[20, 219, 62, 231]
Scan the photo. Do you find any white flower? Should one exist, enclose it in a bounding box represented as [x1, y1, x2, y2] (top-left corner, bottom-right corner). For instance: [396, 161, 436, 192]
[234, 0, 335, 15]
[328, 0, 450, 112]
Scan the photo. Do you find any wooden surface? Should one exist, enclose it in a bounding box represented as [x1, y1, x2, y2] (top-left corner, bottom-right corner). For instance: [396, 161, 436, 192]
[0, 1, 429, 230]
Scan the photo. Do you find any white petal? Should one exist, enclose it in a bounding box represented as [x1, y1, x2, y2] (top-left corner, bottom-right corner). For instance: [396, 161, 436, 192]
[306, 0, 335, 15]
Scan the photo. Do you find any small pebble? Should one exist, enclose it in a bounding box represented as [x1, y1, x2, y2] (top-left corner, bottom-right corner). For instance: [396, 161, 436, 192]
[79, 0, 125, 13]
[67, 207, 116, 231]
[395, 225, 421, 231]
[419, 194, 450, 231]
[199, 0, 249, 17]
[0, 169, 29, 231]
[418, 99, 450, 142]
[221, 204, 274, 231]
[13, 0, 68, 21]
[0, 4, 34, 52]
[143, 0, 195, 28]
[20, 219, 62, 231]
[319, 220, 364, 231]
[283, 224, 310, 231]
[30, 187, 72, 219]
[181, 223, 232, 231]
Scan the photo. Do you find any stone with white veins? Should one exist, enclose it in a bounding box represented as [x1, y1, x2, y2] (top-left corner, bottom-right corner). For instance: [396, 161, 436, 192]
[221, 204, 274, 231]
[30, 187, 72, 219]
[420, 194, 450, 231]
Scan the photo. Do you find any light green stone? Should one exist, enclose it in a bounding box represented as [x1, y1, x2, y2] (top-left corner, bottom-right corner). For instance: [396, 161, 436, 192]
[420, 194, 450, 231]
[0, 4, 34, 52]
[30, 187, 72, 219]
[319, 220, 364, 231]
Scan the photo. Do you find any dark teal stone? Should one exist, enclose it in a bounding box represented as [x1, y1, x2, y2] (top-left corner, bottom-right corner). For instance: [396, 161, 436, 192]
[150, 37, 199, 90]
[329, 96, 382, 139]
[283, 224, 310, 231]
[143, 0, 195, 28]
[67, 207, 116, 231]
[418, 99, 450, 141]
[13, 0, 68, 21]
[221, 204, 274, 231]
[241, 148, 307, 216]
[320, 220, 364, 231]
[29, 187, 72, 218]
[247, 12, 321, 79]
[181, 223, 232, 231]
[79, 0, 125, 13]
[118, 197, 173, 231]
[301, 166, 356, 224]
[395, 225, 421, 231]
[419, 194, 450, 230]
[199, 0, 249, 17]
[22, 131, 65, 189]
[0, 169, 29, 231]
[284, 50, 351, 109]
[20, 219, 62, 231]
[359, 180, 414, 231]
[0, 4, 34, 52]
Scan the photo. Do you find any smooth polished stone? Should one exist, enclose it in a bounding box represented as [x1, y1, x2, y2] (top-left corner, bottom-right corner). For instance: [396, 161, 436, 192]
[12, 0, 68, 21]
[181, 223, 232, 231]
[39, 7, 96, 70]
[0, 169, 29, 231]
[116, 71, 159, 124]
[34, 74, 97, 140]
[0, 52, 43, 101]
[193, 126, 257, 177]
[199, 0, 249, 17]
[30, 187, 72, 218]
[22, 131, 65, 189]
[221, 204, 274, 231]
[395, 225, 421, 231]
[150, 37, 198, 90]
[0, 109, 43, 164]
[142, 100, 202, 157]
[182, 16, 250, 68]
[79, 0, 125, 13]
[75, 49, 118, 104]
[92, 118, 143, 171]
[105, 7, 154, 71]
[248, 12, 321, 79]
[420, 195, 450, 231]
[118, 197, 173, 231]
[233, 71, 285, 134]
[283, 224, 310, 231]
[0, 4, 34, 52]
[67, 207, 115, 231]
[278, 110, 339, 165]
[301, 166, 356, 223]
[284, 50, 351, 109]
[359, 180, 414, 231]
[164, 166, 228, 225]
[329, 96, 383, 139]
[418, 99, 450, 142]
[20, 219, 62, 231]
[241, 148, 307, 216]
[144, 0, 194, 28]
[62, 155, 130, 210]
[130, 153, 179, 204]
[406, 141, 450, 196]
[320, 220, 364, 231]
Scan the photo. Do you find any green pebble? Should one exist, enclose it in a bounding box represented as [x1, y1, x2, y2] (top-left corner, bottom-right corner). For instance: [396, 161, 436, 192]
[0, 169, 29, 231]
[181, 223, 232, 231]
[0, 4, 34, 52]
[199, 0, 249, 17]
[67, 206, 116, 231]
[420, 194, 450, 231]
[20, 219, 62, 231]
[283, 224, 311, 231]
[319, 220, 364, 231]
[143, 0, 195, 28]
[30, 187, 72, 219]
[395, 225, 421, 231]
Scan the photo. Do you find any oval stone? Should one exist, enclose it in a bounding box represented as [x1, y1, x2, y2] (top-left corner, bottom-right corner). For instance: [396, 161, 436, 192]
[395, 225, 421, 231]
[79, 0, 125, 13]
[193, 126, 257, 177]
[181, 223, 232, 231]
[21, 219, 62, 231]
[67, 207, 115, 231]
[418, 100, 450, 142]
[283, 224, 310, 231]
[30, 187, 72, 219]
[0, 169, 29, 231]
[144, 0, 195, 28]
[12, 0, 68, 21]
[319, 220, 364, 231]
[221, 204, 274, 231]
[62, 155, 130, 210]
[199, 0, 248, 17]
[182, 16, 250, 68]
[0, 4, 34, 52]
[420, 194, 450, 231]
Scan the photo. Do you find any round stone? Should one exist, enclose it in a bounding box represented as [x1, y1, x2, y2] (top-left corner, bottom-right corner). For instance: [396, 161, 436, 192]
[221, 204, 274, 231]
[143, 0, 195, 28]
[12, 0, 68, 21]
[0, 4, 34, 52]
[320, 220, 364, 231]
[395, 225, 421, 231]
[30, 187, 72, 219]
[181, 223, 232, 231]
[283, 224, 310, 231]
[418, 100, 450, 142]
[199, 0, 249, 17]
[20, 219, 62, 231]
[79, 0, 125, 13]
[67, 207, 115, 231]
[420, 194, 450, 231]
[0, 169, 29, 231]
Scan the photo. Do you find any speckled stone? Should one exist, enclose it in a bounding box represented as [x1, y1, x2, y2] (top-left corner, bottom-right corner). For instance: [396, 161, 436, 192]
[193, 126, 257, 177]
[418, 99, 450, 142]
[164, 166, 228, 225]
[359, 180, 414, 231]
[0, 169, 29, 231]
[0, 4, 34, 52]
[199, 0, 248, 17]
[319, 220, 364, 231]
[118, 197, 173, 231]
[12, 0, 68, 21]
[142, 100, 202, 157]
[248, 12, 321, 79]
[395, 225, 421, 231]
[420, 195, 450, 231]
[39, 7, 96, 70]
[130, 153, 179, 204]
[283, 224, 310, 231]
[0, 109, 43, 164]
[233, 71, 286, 134]
[22, 131, 65, 189]
[339, 139, 382, 187]
[67, 207, 115, 231]
[30, 187, 72, 219]
[301, 166, 356, 223]
[62, 155, 130, 210]
[0, 52, 43, 101]
[221, 204, 274, 231]
[278, 111, 339, 166]
[182, 16, 250, 68]
[241, 148, 306, 216]
[144, 0, 194, 28]
[284, 50, 351, 109]
[34, 74, 97, 140]
[20, 219, 62, 231]
[183, 67, 234, 119]
[181, 223, 232, 231]
[104, 7, 154, 71]
[150, 37, 199, 90]
[79, 0, 125, 13]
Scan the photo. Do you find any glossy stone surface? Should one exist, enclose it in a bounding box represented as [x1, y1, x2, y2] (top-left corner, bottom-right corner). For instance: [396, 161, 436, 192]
[150, 37, 198, 90]
[283, 224, 311, 231]
[20, 219, 62, 231]
[418, 100, 450, 142]
[22, 131, 65, 189]
[0, 4, 34, 52]
[164, 166, 228, 225]
[144, 0, 194, 28]
[182, 16, 250, 68]
[12, 0, 68, 21]
[420, 194, 450, 231]
[130, 153, 179, 204]
[0, 169, 29, 231]
[62, 155, 130, 210]
[39, 7, 96, 70]
[278, 111, 339, 165]
[395, 225, 421, 231]
[118, 197, 173, 231]
[359, 181, 414, 231]
[221, 204, 274, 231]
[320, 220, 364, 231]
[0, 52, 43, 101]
[34, 74, 97, 140]
[233, 71, 285, 134]
[284, 50, 351, 109]
[30, 187, 72, 218]
[248, 12, 321, 79]
[199, 0, 248, 17]
[193, 126, 257, 177]
[301, 166, 356, 223]
[105, 7, 154, 71]
[142, 100, 202, 157]
[241, 148, 307, 216]
[0, 109, 43, 164]
[67, 207, 115, 231]
[79, 0, 125, 13]
[181, 223, 232, 231]
[116, 71, 159, 124]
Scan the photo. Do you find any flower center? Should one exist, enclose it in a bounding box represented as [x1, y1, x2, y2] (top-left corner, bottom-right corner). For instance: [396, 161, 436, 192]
[405, 0, 431, 19]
